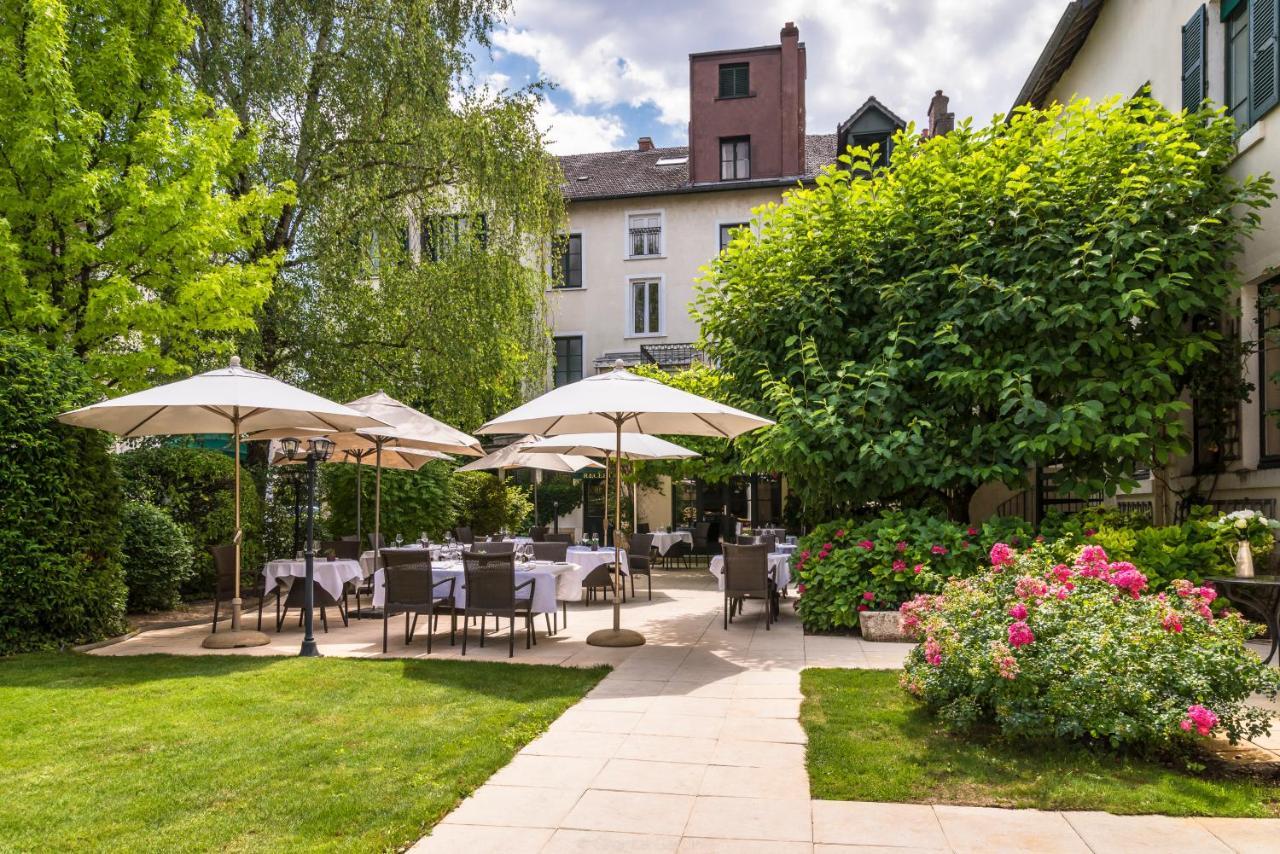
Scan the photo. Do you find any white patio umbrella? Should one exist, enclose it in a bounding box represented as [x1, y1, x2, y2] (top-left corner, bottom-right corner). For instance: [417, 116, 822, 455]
[478, 361, 773, 646]
[456, 435, 603, 526]
[58, 356, 387, 648]
[524, 433, 700, 532]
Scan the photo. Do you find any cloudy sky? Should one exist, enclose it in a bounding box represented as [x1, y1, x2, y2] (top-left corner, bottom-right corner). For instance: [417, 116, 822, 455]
[473, 0, 1070, 155]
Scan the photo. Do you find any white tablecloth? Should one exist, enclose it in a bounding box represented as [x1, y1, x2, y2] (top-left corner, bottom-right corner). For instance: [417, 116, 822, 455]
[372, 560, 570, 614]
[650, 531, 693, 555]
[775, 543, 797, 555]
[566, 547, 629, 578]
[707, 552, 791, 592]
[263, 558, 363, 601]
[361, 545, 439, 576]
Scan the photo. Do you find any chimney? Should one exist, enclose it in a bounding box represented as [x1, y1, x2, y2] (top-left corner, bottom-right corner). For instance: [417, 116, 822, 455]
[779, 22, 805, 175]
[927, 90, 954, 137]
[637, 136, 654, 151]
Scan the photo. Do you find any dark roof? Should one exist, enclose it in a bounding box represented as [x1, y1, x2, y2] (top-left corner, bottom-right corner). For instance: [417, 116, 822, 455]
[837, 96, 908, 136]
[558, 133, 840, 202]
[1012, 0, 1106, 113]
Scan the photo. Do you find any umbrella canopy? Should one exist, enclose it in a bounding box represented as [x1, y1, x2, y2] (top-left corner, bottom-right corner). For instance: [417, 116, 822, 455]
[346, 391, 484, 456]
[477, 362, 773, 648]
[456, 435, 603, 473]
[269, 437, 446, 470]
[474, 364, 772, 438]
[57, 356, 386, 648]
[523, 432, 700, 461]
[58, 357, 385, 437]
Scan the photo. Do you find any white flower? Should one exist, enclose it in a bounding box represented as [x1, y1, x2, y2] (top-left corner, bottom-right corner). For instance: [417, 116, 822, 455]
[1236, 518, 1249, 529]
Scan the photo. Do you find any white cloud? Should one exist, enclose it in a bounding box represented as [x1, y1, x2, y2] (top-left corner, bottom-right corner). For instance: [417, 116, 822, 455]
[536, 99, 628, 155]
[494, 0, 1068, 148]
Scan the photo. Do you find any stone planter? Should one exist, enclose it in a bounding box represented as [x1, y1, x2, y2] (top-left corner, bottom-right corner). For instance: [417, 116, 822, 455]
[859, 609, 913, 642]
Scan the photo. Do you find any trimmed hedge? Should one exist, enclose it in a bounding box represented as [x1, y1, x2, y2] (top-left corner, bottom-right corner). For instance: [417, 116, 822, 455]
[116, 446, 263, 598]
[0, 334, 126, 652]
[121, 501, 193, 612]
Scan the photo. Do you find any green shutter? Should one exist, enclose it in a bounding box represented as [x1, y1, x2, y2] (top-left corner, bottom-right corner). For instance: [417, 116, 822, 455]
[1252, 0, 1280, 121]
[1181, 4, 1207, 112]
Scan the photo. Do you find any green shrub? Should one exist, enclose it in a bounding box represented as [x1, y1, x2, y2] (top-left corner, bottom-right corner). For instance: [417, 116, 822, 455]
[323, 460, 450, 544]
[0, 333, 126, 652]
[451, 471, 533, 535]
[120, 501, 194, 612]
[115, 447, 263, 598]
[900, 543, 1280, 751]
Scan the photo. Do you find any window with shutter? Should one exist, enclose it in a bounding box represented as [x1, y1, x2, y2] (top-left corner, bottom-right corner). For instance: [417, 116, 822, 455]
[1181, 5, 1207, 112]
[1251, 0, 1280, 121]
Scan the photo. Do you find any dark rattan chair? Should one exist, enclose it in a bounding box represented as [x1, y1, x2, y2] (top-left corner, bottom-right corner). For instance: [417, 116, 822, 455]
[637, 523, 650, 534]
[211, 543, 274, 632]
[627, 532, 654, 600]
[381, 554, 456, 654]
[531, 541, 568, 562]
[367, 532, 386, 551]
[471, 540, 515, 555]
[276, 576, 348, 632]
[663, 538, 692, 570]
[545, 532, 574, 545]
[454, 526, 475, 546]
[722, 543, 773, 630]
[529, 526, 548, 542]
[692, 522, 712, 556]
[460, 552, 536, 658]
[581, 563, 619, 604]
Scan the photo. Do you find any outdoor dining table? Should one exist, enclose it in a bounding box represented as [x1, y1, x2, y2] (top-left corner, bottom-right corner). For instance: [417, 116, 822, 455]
[707, 552, 792, 592]
[371, 560, 575, 614]
[263, 558, 363, 601]
[1207, 575, 1280, 664]
[565, 545, 629, 578]
[650, 530, 693, 556]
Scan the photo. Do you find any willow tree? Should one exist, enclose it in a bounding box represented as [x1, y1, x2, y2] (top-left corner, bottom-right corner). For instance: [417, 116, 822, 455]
[183, 0, 563, 429]
[0, 0, 288, 390]
[696, 96, 1273, 521]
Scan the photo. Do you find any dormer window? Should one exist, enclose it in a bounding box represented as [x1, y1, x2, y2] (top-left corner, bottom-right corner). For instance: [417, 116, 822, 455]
[718, 63, 749, 98]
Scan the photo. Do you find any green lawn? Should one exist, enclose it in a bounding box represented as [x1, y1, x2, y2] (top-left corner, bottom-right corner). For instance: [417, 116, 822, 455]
[801, 668, 1280, 817]
[0, 652, 608, 852]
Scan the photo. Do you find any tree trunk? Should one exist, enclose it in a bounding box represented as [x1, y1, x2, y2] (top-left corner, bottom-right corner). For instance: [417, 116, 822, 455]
[947, 484, 978, 524]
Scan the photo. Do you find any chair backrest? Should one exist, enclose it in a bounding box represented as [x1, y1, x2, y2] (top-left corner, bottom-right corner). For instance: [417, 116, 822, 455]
[367, 532, 386, 550]
[637, 522, 650, 534]
[558, 528, 576, 541]
[693, 522, 711, 546]
[758, 535, 778, 554]
[320, 539, 360, 561]
[737, 535, 755, 546]
[210, 543, 237, 599]
[282, 577, 341, 608]
[461, 552, 517, 610]
[384, 563, 437, 607]
[471, 540, 515, 555]
[531, 541, 568, 562]
[629, 532, 654, 559]
[341, 534, 360, 543]
[545, 532, 574, 544]
[455, 526, 475, 545]
[581, 563, 615, 587]
[722, 543, 770, 597]
[529, 526, 548, 542]
[383, 549, 432, 569]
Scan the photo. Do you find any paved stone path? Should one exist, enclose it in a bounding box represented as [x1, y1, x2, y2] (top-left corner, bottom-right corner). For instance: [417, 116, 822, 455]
[93, 568, 1280, 852]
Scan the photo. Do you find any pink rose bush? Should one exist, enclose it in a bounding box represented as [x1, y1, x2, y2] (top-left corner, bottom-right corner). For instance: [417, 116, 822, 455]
[900, 543, 1280, 749]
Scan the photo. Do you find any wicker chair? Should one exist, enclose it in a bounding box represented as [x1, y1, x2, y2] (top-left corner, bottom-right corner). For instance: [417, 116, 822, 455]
[721, 543, 773, 630]
[627, 532, 654, 600]
[580, 562, 619, 604]
[529, 526, 548, 542]
[454, 526, 475, 546]
[637, 523, 650, 534]
[471, 540, 515, 555]
[210, 543, 274, 632]
[545, 532, 574, 545]
[460, 552, 536, 658]
[531, 541, 569, 562]
[663, 538, 692, 570]
[692, 522, 713, 556]
[381, 553, 456, 654]
[367, 532, 386, 551]
[276, 576, 348, 632]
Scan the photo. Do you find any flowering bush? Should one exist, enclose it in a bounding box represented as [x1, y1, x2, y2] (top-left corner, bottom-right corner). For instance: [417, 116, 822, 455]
[900, 543, 1280, 750]
[1208, 509, 1279, 552]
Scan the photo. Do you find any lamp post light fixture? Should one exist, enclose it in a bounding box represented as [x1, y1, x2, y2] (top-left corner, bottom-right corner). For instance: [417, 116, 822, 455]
[282, 436, 336, 657]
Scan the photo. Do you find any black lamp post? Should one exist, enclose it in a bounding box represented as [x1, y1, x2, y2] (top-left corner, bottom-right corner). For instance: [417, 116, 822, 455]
[552, 500, 559, 534]
[280, 435, 336, 657]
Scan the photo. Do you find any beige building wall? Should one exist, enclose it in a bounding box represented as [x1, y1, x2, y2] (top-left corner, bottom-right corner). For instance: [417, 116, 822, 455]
[975, 0, 1280, 520]
[548, 187, 788, 370]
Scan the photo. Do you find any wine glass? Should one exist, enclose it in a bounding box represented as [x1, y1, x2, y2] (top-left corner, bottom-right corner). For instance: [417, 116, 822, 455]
[395, 533, 404, 548]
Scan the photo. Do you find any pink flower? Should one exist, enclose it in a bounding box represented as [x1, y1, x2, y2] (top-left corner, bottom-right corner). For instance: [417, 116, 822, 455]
[862, 591, 876, 601]
[1049, 563, 1073, 584]
[799, 549, 810, 560]
[857, 604, 869, 612]
[1174, 579, 1194, 598]
[924, 636, 942, 666]
[1107, 563, 1148, 599]
[1052, 585, 1071, 600]
[962, 541, 971, 549]
[1161, 610, 1183, 633]
[1181, 704, 1219, 737]
[1007, 620, 1035, 648]
[1084, 528, 1097, 537]
[1035, 535, 1045, 543]
[796, 583, 806, 595]
[967, 527, 978, 536]
[1008, 603, 1028, 620]
[913, 564, 923, 574]
[857, 539, 874, 551]
[893, 559, 907, 571]
[1074, 545, 1110, 577]
[989, 542, 1015, 568]
[1011, 536, 1022, 546]
[931, 544, 947, 555]
[823, 542, 834, 552]
[896, 541, 908, 552]
[835, 529, 846, 538]
[1015, 576, 1048, 599]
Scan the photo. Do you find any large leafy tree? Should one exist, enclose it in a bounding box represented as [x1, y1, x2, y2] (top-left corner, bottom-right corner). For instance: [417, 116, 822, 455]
[182, 0, 564, 429]
[0, 0, 288, 390]
[696, 96, 1273, 521]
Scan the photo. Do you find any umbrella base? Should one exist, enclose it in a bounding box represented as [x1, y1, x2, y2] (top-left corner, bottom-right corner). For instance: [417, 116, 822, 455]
[202, 629, 271, 649]
[586, 628, 646, 648]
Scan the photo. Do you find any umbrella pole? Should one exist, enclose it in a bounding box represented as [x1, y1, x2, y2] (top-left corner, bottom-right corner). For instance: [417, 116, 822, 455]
[586, 416, 645, 647]
[355, 454, 363, 546]
[374, 441, 383, 566]
[602, 452, 609, 546]
[203, 410, 269, 648]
